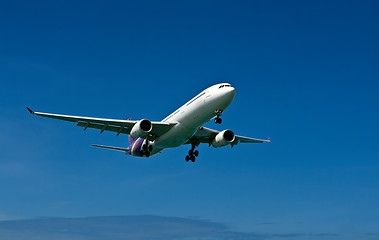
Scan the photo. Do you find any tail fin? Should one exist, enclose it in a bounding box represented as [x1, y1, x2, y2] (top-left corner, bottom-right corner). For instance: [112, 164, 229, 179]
[127, 117, 135, 144]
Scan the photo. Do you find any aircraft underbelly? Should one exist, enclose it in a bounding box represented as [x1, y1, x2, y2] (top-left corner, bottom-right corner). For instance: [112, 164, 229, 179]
[154, 124, 195, 148]
[155, 112, 212, 149]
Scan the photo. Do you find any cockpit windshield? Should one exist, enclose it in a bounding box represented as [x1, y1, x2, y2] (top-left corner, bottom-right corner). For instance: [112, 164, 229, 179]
[218, 84, 232, 89]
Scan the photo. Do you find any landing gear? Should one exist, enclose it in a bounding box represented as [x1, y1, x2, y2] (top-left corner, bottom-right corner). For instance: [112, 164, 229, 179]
[185, 143, 199, 162]
[185, 150, 198, 162]
[141, 140, 153, 157]
[140, 150, 150, 157]
[215, 109, 223, 124]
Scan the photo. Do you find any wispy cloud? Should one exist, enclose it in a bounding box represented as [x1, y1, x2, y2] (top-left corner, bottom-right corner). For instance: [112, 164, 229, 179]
[0, 215, 340, 240]
[0, 214, 23, 222]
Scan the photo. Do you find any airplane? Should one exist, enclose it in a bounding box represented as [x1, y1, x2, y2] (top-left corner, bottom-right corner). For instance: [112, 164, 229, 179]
[26, 83, 270, 162]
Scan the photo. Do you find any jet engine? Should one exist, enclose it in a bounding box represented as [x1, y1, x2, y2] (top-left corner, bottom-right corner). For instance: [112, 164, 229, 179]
[130, 119, 152, 139]
[212, 130, 235, 148]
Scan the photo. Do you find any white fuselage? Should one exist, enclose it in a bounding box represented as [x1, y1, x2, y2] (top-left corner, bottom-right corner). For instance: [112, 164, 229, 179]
[143, 83, 235, 156]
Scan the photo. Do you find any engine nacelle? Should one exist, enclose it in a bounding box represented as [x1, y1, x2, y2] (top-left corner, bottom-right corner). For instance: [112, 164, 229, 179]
[130, 119, 152, 139]
[212, 129, 235, 148]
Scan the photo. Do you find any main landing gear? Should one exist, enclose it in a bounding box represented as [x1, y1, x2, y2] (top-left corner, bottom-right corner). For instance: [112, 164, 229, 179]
[140, 141, 153, 157]
[214, 109, 223, 124]
[185, 143, 199, 162]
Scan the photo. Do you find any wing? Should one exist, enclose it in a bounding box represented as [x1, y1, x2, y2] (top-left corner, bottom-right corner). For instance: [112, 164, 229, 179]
[26, 107, 176, 138]
[187, 126, 270, 146]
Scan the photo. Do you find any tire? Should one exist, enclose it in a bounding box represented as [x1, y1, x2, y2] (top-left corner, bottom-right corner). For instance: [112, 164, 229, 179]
[185, 155, 190, 162]
[194, 150, 199, 157]
[145, 151, 150, 157]
[148, 145, 153, 152]
[143, 144, 148, 151]
[140, 151, 145, 157]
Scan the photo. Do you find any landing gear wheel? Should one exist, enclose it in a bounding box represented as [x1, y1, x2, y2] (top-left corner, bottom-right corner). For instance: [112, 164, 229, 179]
[145, 151, 150, 157]
[148, 145, 153, 152]
[143, 144, 148, 151]
[186, 142, 200, 162]
[214, 117, 222, 124]
[194, 150, 199, 157]
[140, 150, 145, 157]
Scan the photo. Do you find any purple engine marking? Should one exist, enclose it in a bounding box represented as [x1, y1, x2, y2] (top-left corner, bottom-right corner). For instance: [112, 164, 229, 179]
[129, 138, 145, 157]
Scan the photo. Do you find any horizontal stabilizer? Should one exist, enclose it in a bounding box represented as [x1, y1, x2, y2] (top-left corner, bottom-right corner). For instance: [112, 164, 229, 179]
[90, 144, 129, 152]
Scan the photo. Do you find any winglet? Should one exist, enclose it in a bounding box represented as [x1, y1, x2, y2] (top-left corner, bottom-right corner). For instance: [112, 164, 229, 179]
[267, 137, 271, 142]
[26, 107, 34, 114]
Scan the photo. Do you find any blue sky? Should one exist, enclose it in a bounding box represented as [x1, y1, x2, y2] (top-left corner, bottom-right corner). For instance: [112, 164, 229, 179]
[0, 0, 378, 239]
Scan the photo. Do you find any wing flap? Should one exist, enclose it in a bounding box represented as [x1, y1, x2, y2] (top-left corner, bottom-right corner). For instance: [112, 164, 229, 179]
[77, 122, 130, 134]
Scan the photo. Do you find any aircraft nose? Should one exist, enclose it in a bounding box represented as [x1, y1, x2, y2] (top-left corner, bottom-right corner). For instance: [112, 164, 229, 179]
[225, 86, 236, 99]
[230, 86, 236, 94]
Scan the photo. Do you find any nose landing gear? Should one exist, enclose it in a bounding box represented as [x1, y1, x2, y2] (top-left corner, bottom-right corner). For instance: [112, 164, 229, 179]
[215, 109, 223, 124]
